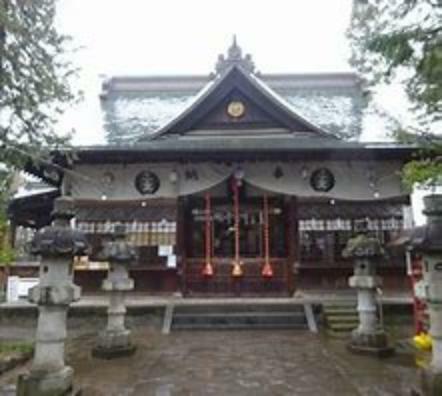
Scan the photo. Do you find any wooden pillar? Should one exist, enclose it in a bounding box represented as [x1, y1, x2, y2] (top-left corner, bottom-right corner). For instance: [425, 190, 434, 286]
[286, 196, 297, 295]
[176, 197, 187, 296]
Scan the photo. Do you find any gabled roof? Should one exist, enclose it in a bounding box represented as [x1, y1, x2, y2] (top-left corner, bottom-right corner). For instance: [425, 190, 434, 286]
[100, 39, 364, 144]
[143, 65, 336, 141]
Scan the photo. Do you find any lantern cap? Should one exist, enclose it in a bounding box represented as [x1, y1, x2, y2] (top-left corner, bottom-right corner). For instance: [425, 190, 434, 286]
[411, 195, 442, 253]
[31, 197, 88, 257]
[342, 234, 384, 259]
[101, 225, 137, 264]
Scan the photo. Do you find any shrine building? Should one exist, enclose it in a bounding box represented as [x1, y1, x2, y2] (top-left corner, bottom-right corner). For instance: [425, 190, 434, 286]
[8, 40, 415, 297]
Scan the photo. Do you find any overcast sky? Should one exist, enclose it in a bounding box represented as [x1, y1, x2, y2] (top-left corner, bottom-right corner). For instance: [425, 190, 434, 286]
[56, 0, 355, 145]
[57, 0, 353, 76]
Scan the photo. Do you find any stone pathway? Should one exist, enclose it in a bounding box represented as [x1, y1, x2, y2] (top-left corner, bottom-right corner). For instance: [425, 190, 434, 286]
[0, 323, 421, 396]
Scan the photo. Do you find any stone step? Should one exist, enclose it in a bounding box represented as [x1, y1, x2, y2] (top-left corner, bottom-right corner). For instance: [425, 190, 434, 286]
[327, 330, 355, 338]
[173, 304, 303, 314]
[323, 304, 357, 309]
[327, 324, 358, 331]
[322, 303, 358, 335]
[326, 316, 359, 324]
[174, 311, 304, 319]
[172, 322, 309, 331]
[323, 307, 357, 315]
[327, 323, 357, 331]
[325, 310, 358, 316]
[170, 304, 312, 331]
[328, 323, 359, 330]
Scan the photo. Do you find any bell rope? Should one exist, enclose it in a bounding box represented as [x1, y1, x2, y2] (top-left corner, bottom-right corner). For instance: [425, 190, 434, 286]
[262, 194, 274, 278]
[202, 192, 214, 277]
[232, 177, 243, 277]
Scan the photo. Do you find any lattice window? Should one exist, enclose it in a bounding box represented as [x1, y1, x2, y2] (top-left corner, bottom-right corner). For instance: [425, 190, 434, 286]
[298, 216, 405, 267]
[76, 220, 177, 246]
[298, 217, 403, 232]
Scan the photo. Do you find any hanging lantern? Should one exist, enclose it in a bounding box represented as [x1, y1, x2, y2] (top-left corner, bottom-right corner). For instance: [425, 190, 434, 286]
[262, 194, 274, 279]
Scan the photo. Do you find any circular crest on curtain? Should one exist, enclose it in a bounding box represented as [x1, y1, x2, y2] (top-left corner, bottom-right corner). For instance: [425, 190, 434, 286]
[135, 171, 160, 195]
[310, 168, 335, 192]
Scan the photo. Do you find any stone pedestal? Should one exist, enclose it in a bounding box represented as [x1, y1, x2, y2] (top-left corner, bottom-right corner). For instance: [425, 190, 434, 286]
[343, 230, 394, 357]
[411, 195, 442, 395]
[16, 197, 87, 396]
[92, 225, 136, 359]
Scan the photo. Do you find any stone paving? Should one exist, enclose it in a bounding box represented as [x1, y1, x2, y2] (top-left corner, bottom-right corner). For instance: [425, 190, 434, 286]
[0, 319, 422, 396]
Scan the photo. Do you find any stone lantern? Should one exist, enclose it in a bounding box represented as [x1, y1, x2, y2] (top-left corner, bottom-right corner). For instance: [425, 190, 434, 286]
[411, 195, 442, 396]
[17, 197, 88, 396]
[92, 224, 137, 359]
[343, 220, 394, 356]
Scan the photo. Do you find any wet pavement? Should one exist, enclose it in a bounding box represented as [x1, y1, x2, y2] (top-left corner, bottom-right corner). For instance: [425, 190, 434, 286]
[76, 330, 423, 396]
[0, 316, 424, 396]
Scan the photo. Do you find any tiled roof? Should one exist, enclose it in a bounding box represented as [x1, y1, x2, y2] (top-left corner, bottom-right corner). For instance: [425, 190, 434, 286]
[100, 73, 365, 145]
[102, 94, 192, 144]
[284, 92, 362, 139]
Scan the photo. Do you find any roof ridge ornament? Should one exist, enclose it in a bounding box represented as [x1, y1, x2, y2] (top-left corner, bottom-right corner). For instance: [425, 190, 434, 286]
[215, 35, 256, 75]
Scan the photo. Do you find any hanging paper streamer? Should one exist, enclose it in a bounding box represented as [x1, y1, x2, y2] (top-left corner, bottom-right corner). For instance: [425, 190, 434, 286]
[202, 192, 214, 277]
[262, 194, 274, 278]
[231, 177, 243, 277]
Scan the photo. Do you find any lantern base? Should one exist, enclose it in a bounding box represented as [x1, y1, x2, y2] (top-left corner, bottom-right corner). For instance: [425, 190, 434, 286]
[17, 366, 80, 396]
[347, 330, 395, 357]
[92, 343, 136, 360]
[92, 329, 136, 359]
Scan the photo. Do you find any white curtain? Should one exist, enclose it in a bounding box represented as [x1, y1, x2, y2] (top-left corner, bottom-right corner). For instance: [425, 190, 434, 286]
[243, 161, 404, 200]
[69, 161, 404, 201]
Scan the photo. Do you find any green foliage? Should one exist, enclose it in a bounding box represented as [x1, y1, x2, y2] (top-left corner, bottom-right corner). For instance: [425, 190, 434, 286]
[403, 159, 442, 190]
[0, 169, 14, 264]
[0, 0, 78, 260]
[0, 0, 78, 169]
[348, 0, 442, 186]
[349, 0, 442, 126]
[0, 341, 34, 357]
[0, 240, 14, 265]
[0, 229, 14, 265]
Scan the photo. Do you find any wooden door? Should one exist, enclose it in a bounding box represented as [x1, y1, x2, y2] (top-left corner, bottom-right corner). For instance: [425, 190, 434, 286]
[183, 196, 290, 297]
